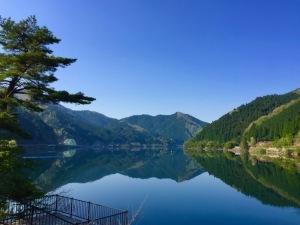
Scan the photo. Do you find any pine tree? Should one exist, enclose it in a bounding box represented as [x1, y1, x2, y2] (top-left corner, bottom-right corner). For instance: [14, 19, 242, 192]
[0, 16, 95, 201]
[0, 16, 95, 134]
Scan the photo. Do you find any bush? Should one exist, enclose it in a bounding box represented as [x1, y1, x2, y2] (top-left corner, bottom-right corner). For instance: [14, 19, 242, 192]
[273, 135, 293, 148]
[224, 140, 239, 149]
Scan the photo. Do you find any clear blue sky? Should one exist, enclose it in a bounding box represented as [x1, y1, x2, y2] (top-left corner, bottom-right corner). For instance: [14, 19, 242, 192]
[1, 0, 300, 122]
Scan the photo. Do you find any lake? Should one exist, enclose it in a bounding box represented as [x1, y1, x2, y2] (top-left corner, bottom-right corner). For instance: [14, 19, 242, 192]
[26, 146, 300, 225]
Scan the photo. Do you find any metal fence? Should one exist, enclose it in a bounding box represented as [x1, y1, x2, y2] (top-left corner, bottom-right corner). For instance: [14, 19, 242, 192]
[0, 195, 128, 225]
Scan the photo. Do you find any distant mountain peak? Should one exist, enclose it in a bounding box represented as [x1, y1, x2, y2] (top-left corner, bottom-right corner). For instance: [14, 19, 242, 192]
[122, 113, 208, 143]
[174, 112, 185, 117]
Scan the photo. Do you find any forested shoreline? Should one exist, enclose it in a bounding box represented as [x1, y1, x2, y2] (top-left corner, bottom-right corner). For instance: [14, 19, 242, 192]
[185, 89, 300, 155]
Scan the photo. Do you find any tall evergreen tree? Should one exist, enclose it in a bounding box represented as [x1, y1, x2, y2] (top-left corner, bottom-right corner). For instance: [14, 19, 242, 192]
[0, 16, 95, 134]
[0, 16, 95, 201]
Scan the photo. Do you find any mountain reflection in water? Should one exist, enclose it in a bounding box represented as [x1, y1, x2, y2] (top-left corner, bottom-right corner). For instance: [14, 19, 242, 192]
[191, 151, 300, 208]
[27, 146, 203, 191]
[25, 146, 300, 225]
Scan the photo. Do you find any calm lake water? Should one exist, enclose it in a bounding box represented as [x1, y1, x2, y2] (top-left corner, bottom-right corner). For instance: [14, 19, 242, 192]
[26, 146, 300, 225]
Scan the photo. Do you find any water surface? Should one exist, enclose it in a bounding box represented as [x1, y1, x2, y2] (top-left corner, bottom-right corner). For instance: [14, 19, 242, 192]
[27, 147, 300, 225]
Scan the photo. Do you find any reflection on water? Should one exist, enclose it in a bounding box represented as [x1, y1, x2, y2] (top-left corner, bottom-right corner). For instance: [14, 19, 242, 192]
[192, 151, 300, 208]
[27, 146, 202, 191]
[26, 147, 300, 225]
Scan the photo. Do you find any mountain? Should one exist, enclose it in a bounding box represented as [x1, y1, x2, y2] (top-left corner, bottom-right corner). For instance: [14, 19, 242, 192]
[243, 98, 300, 146]
[17, 105, 166, 146]
[15, 105, 206, 146]
[121, 112, 208, 143]
[185, 89, 300, 149]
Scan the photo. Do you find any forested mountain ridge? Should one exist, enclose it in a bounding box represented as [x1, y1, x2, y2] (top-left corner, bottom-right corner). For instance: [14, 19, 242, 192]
[243, 98, 300, 147]
[16, 105, 167, 146]
[13, 105, 206, 146]
[185, 89, 300, 149]
[121, 112, 208, 143]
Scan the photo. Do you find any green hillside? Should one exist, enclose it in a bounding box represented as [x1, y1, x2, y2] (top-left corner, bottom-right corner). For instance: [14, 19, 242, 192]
[17, 105, 165, 146]
[121, 112, 207, 143]
[11, 105, 206, 146]
[244, 98, 300, 146]
[186, 89, 300, 149]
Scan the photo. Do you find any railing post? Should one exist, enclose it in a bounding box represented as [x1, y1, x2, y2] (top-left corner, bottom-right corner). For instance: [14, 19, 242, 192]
[55, 195, 58, 213]
[30, 206, 34, 225]
[70, 198, 73, 217]
[87, 201, 91, 222]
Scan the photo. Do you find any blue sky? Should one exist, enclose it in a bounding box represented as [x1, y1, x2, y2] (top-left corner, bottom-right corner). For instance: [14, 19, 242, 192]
[1, 0, 300, 122]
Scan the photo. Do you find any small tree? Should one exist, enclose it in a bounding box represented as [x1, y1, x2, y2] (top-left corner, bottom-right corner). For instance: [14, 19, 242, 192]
[0, 16, 95, 131]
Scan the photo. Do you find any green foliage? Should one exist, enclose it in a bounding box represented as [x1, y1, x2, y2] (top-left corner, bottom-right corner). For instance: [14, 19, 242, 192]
[0, 140, 42, 201]
[240, 136, 249, 151]
[16, 105, 206, 145]
[0, 16, 94, 202]
[184, 139, 221, 152]
[0, 16, 94, 115]
[244, 99, 300, 144]
[188, 90, 300, 148]
[17, 104, 172, 145]
[0, 111, 29, 139]
[122, 112, 207, 143]
[273, 135, 294, 148]
[224, 140, 239, 149]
